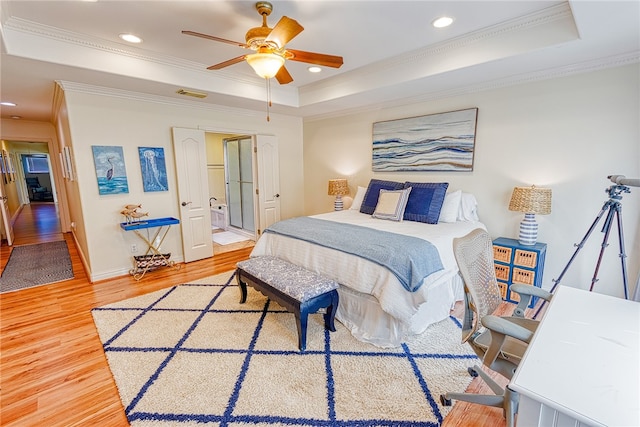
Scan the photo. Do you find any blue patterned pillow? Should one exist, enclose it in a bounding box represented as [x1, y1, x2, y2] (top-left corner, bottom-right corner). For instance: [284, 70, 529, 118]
[403, 182, 449, 224]
[359, 179, 404, 215]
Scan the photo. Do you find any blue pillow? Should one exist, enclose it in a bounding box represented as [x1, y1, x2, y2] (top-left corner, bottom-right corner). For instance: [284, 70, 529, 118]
[403, 182, 449, 224]
[359, 179, 404, 215]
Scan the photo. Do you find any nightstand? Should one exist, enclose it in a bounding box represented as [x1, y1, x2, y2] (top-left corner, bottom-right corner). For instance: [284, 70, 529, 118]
[492, 237, 547, 308]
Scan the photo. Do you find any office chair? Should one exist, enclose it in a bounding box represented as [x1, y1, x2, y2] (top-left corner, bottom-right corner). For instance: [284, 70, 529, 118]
[439, 228, 552, 427]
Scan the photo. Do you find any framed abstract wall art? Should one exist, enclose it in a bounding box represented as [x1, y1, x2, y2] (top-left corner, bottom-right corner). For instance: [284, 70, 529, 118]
[63, 146, 75, 181]
[138, 147, 168, 192]
[372, 108, 478, 172]
[91, 145, 129, 195]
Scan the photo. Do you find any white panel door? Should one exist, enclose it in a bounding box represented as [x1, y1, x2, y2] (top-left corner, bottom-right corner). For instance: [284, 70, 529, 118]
[255, 135, 280, 235]
[172, 127, 213, 262]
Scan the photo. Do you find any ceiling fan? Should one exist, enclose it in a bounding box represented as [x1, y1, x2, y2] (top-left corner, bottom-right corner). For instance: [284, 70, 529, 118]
[182, 1, 343, 84]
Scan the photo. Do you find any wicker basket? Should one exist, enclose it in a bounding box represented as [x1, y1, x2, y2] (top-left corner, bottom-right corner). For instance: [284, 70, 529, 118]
[493, 245, 512, 263]
[134, 253, 171, 270]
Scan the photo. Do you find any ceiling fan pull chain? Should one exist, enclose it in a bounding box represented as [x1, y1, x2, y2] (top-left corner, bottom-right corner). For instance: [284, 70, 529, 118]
[266, 77, 271, 122]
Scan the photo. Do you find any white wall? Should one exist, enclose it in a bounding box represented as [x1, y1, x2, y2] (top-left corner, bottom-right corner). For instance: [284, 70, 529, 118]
[63, 92, 304, 281]
[303, 64, 640, 299]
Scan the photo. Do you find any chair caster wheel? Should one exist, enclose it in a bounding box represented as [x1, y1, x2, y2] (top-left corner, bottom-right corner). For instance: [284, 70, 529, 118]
[468, 367, 479, 377]
[440, 395, 452, 406]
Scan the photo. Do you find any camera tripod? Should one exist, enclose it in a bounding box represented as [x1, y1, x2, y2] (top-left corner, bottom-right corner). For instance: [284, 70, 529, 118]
[533, 182, 631, 318]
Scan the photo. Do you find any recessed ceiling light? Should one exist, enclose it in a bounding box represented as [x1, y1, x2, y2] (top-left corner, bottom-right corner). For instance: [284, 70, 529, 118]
[432, 16, 454, 28]
[119, 33, 143, 43]
[1, 101, 17, 107]
[308, 66, 322, 73]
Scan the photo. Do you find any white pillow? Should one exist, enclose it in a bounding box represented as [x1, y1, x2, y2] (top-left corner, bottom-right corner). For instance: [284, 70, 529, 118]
[458, 192, 480, 222]
[438, 190, 462, 223]
[372, 188, 412, 221]
[349, 186, 367, 211]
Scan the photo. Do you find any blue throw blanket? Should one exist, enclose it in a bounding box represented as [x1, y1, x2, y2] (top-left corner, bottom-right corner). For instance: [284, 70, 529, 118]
[264, 217, 443, 292]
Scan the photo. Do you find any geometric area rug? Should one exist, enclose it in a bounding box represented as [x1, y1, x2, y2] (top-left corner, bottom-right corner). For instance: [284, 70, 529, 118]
[91, 270, 478, 426]
[0, 240, 74, 293]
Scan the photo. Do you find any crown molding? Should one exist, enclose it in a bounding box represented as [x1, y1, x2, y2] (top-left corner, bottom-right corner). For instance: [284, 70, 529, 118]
[304, 52, 640, 123]
[55, 80, 266, 119]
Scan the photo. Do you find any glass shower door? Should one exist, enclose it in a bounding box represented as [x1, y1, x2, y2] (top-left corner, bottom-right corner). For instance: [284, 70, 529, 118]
[225, 137, 255, 233]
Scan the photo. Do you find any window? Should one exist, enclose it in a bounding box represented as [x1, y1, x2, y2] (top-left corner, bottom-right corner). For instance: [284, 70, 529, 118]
[23, 155, 49, 174]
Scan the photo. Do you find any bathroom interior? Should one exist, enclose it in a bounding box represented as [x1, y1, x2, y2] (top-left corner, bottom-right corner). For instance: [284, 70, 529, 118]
[206, 132, 256, 255]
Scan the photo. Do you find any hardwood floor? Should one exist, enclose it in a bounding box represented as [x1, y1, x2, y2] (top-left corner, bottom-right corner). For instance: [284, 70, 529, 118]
[1, 203, 519, 426]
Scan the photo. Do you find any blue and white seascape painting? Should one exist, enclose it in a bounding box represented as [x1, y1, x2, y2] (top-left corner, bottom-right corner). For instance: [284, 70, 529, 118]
[91, 145, 129, 195]
[138, 147, 168, 192]
[372, 108, 478, 172]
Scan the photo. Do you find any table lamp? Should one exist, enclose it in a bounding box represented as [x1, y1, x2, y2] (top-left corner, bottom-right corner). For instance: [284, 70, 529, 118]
[508, 185, 552, 245]
[328, 179, 349, 211]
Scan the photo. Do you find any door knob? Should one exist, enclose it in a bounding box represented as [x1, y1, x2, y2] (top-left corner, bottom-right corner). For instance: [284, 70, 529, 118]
[274, 194, 280, 198]
[181, 201, 192, 206]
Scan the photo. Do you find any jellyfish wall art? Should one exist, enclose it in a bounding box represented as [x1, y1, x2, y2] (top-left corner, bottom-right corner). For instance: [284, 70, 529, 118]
[138, 147, 168, 192]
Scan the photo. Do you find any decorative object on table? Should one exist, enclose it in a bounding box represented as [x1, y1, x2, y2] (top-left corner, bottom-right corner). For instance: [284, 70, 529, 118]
[508, 185, 551, 245]
[138, 147, 168, 192]
[92, 145, 129, 195]
[372, 108, 478, 172]
[91, 270, 477, 427]
[120, 204, 147, 224]
[328, 178, 349, 211]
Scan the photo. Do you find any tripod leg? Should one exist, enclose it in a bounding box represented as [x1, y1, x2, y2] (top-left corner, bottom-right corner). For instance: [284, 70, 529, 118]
[533, 202, 609, 319]
[589, 205, 617, 292]
[552, 202, 611, 292]
[614, 204, 630, 299]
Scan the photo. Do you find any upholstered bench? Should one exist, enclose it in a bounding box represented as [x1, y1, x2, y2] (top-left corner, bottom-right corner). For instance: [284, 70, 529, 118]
[235, 256, 339, 351]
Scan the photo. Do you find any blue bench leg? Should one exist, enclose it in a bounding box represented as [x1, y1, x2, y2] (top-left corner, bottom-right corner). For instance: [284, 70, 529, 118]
[236, 270, 248, 303]
[295, 310, 308, 352]
[324, 290, 339, 332]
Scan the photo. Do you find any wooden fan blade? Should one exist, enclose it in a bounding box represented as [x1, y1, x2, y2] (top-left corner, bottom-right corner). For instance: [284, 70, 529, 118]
[275, 66, 293, 85]
[182, 30, 248, 48]
[207, 55, 247, 70]
[287, 49, 343, 68]
[264, 16, 304, 49]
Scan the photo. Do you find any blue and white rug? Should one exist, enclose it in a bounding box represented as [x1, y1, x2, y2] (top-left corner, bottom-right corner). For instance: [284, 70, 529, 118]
[91, 271, 477, 426]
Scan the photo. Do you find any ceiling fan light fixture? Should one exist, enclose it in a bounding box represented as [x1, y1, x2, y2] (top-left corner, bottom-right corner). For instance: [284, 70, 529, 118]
[246, 51, 285, 79]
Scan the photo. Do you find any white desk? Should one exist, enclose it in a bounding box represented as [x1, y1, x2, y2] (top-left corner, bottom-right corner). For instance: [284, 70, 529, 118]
[511, 286, 640, 427]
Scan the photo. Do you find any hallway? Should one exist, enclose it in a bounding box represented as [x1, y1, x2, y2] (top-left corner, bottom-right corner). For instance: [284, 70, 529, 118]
[1, 203, 63, 270]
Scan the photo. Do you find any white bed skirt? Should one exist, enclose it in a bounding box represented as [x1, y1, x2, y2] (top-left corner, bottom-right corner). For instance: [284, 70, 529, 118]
[335, 274, 463, 347]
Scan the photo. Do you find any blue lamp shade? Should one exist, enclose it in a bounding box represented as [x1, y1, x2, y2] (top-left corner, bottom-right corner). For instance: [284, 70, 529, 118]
[509, 186, 552, 245]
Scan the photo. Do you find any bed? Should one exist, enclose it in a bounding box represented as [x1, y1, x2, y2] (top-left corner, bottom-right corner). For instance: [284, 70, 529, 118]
[250, 180, 486, 347]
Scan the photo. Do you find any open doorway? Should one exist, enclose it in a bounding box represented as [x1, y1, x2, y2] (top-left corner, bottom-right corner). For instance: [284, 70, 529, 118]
[0, 140, 64, 247]
[22, 154, 55, 203]
[204, 132, 255, 255]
